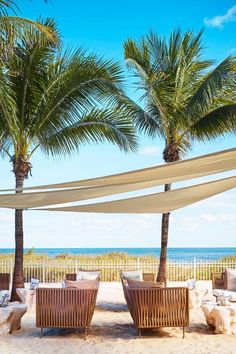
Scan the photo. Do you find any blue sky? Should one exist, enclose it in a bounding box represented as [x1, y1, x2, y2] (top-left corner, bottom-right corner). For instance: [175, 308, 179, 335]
[0, 0, 236, 249]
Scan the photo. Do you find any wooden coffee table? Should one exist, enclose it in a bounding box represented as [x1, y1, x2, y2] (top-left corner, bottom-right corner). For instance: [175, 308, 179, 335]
[201, 302, 236, 334]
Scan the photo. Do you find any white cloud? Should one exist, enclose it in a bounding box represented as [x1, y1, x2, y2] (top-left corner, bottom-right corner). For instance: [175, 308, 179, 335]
[139, 146, 161, 156]
[179, 217, 200, 232]
[201, 214, 217, 222]
[0, 210, 14, 222]
[201, 213, 236, 222]
[204, 5, 236, 29]
[218, 213, 236, 222]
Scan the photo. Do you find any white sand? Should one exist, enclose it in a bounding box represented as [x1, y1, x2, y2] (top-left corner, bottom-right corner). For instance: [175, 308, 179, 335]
[0, 281, 236, 354]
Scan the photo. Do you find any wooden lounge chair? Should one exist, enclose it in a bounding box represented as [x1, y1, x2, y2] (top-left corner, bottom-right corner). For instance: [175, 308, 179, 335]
[36, 287, 99, 338]
[0, 273, 10, 290]
[122, 282, 189, 337]
[211, 272, 226, 290]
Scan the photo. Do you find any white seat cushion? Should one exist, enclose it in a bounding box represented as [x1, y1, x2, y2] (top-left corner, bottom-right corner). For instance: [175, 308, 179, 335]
[213, 289, 236, 302]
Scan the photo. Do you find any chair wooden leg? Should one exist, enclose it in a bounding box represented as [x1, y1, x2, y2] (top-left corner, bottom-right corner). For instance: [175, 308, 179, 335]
[182, 326, 185, 339]
[40, 328, 43, 338]
[138, 329, 141, 337]
[84, 328, 88, 340]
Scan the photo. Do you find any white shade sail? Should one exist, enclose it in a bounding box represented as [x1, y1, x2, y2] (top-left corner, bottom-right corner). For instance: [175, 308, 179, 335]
[1, 147, 236, 193]
[0, 148, 235, 210]
[0, 149, 236, 212]
[0, 180, 161, 209]
[35, 175, 236, 214]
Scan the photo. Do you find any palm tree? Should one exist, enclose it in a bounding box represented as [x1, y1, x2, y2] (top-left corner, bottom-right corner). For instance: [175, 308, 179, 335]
[0, 20, 137, 301]
[123, 29, 236, 284]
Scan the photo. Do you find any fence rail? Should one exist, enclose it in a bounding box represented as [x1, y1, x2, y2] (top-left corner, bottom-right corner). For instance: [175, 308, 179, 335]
[1, 258, 236, 283]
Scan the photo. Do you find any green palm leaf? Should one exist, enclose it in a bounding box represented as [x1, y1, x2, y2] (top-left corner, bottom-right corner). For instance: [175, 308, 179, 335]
[37, 108, 138, 156]
[191, 104, 236, 139]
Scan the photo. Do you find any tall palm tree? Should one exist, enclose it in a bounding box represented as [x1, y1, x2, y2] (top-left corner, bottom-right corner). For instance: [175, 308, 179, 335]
[123, 29, 236, 283]
[0, 20, 137, 301]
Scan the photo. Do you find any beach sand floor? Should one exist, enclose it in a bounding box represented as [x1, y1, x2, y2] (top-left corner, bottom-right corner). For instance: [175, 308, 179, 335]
[0, 282, 235, 354]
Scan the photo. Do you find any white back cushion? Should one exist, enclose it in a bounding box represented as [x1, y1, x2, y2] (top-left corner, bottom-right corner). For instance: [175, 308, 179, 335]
[76, 270, 100, 280]
[121, 270, 143, 281]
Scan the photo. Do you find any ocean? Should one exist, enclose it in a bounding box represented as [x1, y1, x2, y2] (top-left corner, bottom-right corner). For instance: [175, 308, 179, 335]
[0, 247, 235, 260]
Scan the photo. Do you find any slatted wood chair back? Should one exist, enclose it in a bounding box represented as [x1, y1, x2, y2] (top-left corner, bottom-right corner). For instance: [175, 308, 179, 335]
[125, 286, 189, 337]
[36, 287, 98, 337]
[211, 272, 226, 289]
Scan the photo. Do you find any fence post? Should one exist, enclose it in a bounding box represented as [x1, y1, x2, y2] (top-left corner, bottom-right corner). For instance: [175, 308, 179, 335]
[75, 258, 78, 273]
[10, 258, 13, 284]
[137, 257, 140, 270]
[42, 259, 45, 283]
[193, 257, 197, 280]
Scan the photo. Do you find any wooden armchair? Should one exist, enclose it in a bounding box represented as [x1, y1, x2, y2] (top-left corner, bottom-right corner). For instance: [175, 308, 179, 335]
[124, 286, 189, 337]
[211, 272, 226, 290]
[0, 273, 10, 290]
[36, 287, 99, 338]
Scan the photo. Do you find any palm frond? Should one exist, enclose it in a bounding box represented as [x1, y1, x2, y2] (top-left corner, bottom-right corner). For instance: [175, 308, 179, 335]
[29, 47, 125, 136]
[0, 16, 59, 44]
[36, 108, 138, 156]
[0, 0, 17, 16]
[0, 17, 59, 64]
[185, 56, 236, 119]
[190, 104, 236, 139]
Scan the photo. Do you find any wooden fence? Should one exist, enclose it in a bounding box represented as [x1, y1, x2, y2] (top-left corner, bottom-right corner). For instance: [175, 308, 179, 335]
[1, 258, 236, 283]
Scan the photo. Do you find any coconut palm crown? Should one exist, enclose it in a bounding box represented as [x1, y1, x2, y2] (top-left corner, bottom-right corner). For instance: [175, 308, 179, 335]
[123, 29, 236, 283]
[0, 19, 137, 300]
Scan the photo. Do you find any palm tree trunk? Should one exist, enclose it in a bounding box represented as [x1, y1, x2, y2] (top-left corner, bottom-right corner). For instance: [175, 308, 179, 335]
[10, 175, 24, 302]
[156, 183, 171, 284]
[156, 140, 180, 285]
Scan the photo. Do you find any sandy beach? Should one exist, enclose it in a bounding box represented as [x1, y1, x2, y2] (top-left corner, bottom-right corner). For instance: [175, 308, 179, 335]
[0, 281, 236, 354]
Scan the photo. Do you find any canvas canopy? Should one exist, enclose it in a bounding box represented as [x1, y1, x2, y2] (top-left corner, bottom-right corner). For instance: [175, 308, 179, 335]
[36, 175, 236, 214]
[0, 180, 162, 209]
[0, 147, 236, 193]
[0, 148, 235, 211]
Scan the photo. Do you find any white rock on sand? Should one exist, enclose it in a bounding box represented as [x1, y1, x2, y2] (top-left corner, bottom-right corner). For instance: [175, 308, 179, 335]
[0, 281, 236, 354]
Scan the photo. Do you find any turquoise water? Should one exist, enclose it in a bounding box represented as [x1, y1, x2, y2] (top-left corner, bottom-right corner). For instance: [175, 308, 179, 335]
[0, 248, 235, 260]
